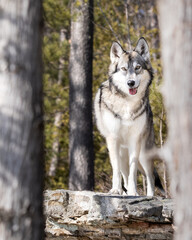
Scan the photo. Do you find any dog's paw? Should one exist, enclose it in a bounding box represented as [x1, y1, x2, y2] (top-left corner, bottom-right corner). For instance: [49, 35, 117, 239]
[123, 191, 128, 196]
[127, 190, 139, 196]
[109, 188, 123, 195]
[147, 191, 154, 197]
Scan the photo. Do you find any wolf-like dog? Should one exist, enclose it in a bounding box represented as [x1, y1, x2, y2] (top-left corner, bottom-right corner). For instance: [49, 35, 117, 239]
[94, 37, 157, 196]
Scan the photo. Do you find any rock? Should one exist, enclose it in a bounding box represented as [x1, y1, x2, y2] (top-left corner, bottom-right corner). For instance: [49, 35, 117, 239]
[44, 190, 174, 240]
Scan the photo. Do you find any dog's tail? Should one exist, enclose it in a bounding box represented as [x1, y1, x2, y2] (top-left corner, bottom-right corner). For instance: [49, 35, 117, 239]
[154, 168, 165, 195]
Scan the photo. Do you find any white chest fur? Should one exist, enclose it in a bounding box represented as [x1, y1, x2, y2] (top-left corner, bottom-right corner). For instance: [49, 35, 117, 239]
[101, 106, 147, 144]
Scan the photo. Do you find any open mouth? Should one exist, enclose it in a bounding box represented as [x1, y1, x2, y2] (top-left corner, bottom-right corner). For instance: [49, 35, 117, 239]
[129, 87, 138, 95]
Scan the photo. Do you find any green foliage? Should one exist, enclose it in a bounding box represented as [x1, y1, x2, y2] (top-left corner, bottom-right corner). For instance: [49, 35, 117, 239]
[43, 0, 167, 192]
[43, 0, 70, 189]
[43, 0, 70, 31]
[45, 162, 69, 189]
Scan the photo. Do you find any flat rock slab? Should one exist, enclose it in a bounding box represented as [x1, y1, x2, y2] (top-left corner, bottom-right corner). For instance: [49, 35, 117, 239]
[44, 190, 174, 240]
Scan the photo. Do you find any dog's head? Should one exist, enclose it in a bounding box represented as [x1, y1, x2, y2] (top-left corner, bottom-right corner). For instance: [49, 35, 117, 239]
[109, 37, 153, 97]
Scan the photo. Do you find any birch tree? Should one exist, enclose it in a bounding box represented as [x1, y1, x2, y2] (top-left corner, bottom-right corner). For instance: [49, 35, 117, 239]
[0, 1, 44, 239]
[158, 0, 192, 239]
[69, 0, 94, 190]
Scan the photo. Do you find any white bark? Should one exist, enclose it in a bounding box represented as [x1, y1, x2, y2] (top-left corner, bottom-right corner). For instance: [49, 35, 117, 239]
[158, 0, 192, 239]
[0, 1, 44, 239]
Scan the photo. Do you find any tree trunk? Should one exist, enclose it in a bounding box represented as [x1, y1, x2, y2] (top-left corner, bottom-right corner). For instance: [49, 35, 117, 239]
[0, 1, 44, 240]
[69, 0, 94, 190]
[158, 0, 192, 239]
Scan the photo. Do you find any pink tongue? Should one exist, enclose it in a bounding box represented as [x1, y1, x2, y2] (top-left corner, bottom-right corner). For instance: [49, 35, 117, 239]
[129, 88, 137, 95]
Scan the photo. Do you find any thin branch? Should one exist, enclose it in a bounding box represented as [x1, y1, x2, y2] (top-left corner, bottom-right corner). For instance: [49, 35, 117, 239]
[96, 0, 121, 42]
[159, 108, 168, 198]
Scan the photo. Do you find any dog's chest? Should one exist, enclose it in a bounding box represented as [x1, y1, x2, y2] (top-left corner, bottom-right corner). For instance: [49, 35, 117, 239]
[104, 92, 142, 121]
[102, 101, 147, 141]
[120, 113, 146, 142]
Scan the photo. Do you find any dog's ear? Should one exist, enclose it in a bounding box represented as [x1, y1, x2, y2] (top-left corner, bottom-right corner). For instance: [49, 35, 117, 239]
[110, 42, 124, 63]
[134, 37, 150, 62]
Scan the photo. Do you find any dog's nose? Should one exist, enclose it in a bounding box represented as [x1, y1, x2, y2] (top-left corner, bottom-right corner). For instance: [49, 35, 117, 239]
[127, 80, 135, 87]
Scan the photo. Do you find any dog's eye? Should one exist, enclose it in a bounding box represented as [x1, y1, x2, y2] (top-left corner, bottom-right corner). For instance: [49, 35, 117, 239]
[135, 65, 141, 71]
[121, 67, 127, 71]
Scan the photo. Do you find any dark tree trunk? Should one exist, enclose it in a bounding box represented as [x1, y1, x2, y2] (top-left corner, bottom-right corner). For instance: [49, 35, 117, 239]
[0, 1, 44, 239]
[69, 0, 94, 190]
[158, 0, 192, 239]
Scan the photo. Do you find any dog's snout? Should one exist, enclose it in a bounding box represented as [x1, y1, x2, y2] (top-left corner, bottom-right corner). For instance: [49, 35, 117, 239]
[127, 80, 135, 87]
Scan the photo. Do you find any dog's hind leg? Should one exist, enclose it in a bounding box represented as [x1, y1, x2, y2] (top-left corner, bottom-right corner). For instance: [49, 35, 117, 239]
[106, 137, 122, 195]
[119, 147, 129, 193]
[139, 152, 155, 196]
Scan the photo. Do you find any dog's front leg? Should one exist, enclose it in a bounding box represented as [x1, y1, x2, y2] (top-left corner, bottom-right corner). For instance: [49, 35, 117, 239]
[106, 137, 122, 195]
[127, 142, 140, 196]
